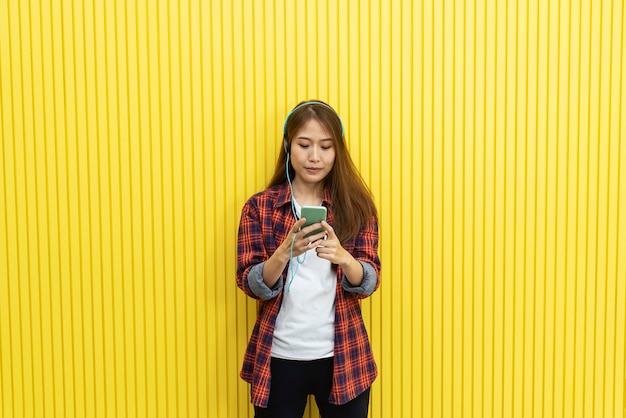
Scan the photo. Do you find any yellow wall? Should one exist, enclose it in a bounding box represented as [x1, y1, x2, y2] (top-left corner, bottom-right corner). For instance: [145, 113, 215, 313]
[1, 0, 625, 417]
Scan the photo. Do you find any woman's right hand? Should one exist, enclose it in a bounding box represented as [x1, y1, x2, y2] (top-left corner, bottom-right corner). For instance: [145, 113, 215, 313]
[262, 217, 327, 288]
[278, 218, 308, 259]
[259, 218, 306, 288]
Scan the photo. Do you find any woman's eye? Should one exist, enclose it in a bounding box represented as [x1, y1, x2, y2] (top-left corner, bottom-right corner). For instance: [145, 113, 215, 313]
[299, 144, 309, 149]
[321, 146, 332, 150]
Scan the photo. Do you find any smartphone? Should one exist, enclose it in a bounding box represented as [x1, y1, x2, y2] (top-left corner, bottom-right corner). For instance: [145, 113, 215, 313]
[301, 206, 327, 238]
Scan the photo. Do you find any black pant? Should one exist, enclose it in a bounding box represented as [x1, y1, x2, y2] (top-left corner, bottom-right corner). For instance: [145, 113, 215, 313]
[254, 357, 370, 418]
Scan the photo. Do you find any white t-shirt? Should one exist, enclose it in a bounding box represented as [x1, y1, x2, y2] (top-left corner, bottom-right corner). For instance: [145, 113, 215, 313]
[270, 201, 336, 360]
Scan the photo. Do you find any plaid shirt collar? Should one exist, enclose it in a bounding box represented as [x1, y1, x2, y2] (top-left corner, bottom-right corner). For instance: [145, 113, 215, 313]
[273, 181, 333, 210]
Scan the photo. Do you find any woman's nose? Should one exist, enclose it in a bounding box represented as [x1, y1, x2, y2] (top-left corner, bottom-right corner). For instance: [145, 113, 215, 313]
[309, 147, 320, 161]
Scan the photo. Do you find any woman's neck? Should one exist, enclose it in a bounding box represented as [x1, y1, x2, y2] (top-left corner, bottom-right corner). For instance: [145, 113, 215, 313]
[291, 178, 324, 206]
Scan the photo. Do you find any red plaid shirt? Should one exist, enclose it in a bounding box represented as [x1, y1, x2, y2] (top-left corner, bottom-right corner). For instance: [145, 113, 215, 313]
[236, 181, 381, 407]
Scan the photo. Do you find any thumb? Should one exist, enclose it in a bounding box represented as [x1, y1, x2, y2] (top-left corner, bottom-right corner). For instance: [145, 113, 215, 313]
[321, 221, 336, 238]
[291, 217, 307, 233]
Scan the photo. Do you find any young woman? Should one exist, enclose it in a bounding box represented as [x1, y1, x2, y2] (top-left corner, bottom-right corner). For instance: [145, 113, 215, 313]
[236, 101, 381, 418]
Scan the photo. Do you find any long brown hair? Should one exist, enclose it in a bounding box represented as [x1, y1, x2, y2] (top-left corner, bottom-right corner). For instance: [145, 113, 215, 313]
[268, 101, 377, 243]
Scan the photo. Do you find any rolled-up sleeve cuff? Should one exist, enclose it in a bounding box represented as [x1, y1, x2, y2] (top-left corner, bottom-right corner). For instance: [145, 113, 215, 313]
[247, 262, 283, 300]
[341, 261, 377, 295]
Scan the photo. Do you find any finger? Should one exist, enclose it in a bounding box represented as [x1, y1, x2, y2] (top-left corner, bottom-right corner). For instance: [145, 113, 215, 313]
[303, 230, 327, 244]
[315, 247, 334, 261]
[291, 217, 307, 233]
[306, 237, 325, 249]
[321, 221, 336, 238]
[301, 222, 324, 236]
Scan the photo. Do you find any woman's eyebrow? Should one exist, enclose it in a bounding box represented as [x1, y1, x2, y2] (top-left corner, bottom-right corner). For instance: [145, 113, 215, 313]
[296, 136, 333, 141]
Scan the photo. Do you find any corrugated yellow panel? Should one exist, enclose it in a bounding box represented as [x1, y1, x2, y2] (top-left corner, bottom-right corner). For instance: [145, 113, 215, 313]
[1, 0, 625, 417]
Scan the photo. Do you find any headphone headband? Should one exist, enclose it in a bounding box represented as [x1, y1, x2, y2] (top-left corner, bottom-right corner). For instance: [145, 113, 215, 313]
[282, 101, 344, 140]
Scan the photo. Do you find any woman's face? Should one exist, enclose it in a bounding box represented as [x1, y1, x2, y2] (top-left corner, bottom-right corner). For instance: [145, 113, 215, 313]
[289, 118, 336, 186]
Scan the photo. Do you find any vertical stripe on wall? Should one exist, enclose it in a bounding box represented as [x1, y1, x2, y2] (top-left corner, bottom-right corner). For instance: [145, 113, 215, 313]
[1, 0, 625, 417]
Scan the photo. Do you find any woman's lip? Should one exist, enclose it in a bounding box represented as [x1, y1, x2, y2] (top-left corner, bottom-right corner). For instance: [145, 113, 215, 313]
[306, 168, 322, 172]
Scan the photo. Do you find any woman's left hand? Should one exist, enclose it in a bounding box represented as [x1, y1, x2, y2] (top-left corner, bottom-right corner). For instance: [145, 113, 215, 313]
[317, 221, 366, 286]
[315, 221, 351, 265]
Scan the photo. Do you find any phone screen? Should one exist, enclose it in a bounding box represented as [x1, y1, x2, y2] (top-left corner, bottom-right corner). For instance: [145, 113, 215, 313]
[301, 206, 327, 238]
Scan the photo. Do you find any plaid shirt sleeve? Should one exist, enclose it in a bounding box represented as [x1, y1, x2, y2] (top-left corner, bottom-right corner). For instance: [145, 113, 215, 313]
[236, 200, 261, 298]
[341, 215, 381, 297]
[237, 195, 277, 299]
